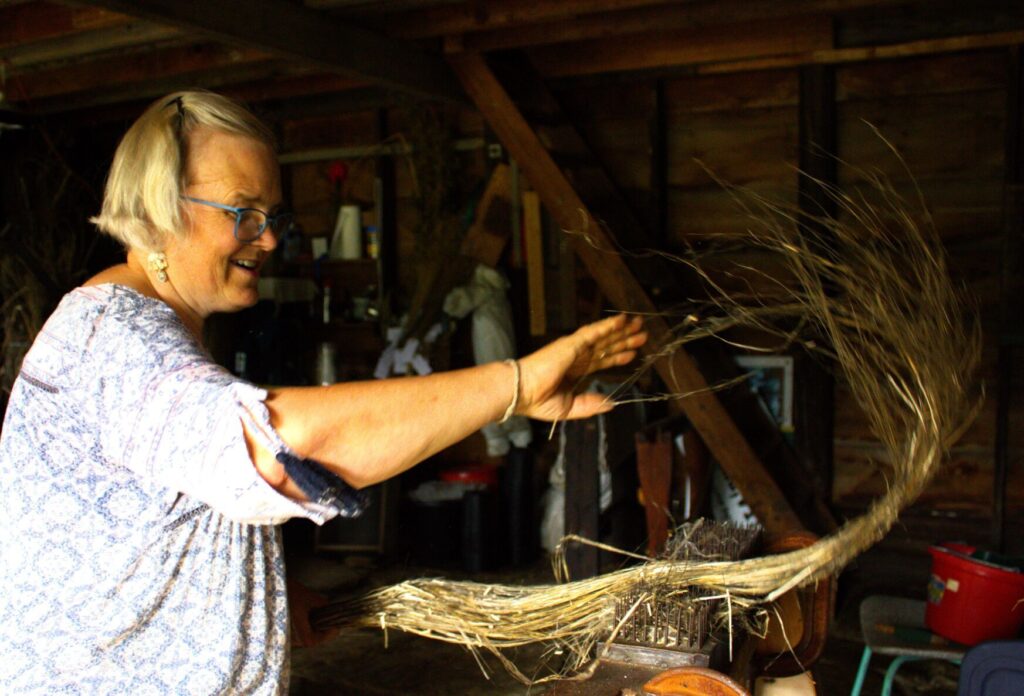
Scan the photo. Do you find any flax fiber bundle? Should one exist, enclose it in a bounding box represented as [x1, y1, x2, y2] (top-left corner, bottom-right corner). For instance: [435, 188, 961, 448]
[313, 147, 982, 684]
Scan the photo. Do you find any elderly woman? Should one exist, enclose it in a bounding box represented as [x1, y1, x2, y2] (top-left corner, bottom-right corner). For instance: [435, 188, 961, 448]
[0, 91, 645, 694]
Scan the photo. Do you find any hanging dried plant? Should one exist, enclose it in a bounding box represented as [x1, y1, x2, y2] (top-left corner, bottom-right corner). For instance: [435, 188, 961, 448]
[312, 137, 981, 684]
[0, 129, 101, 410]
[399, 103, 474, 344]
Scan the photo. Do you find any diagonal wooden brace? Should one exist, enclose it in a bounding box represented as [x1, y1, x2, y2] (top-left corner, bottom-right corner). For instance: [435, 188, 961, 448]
[449, 51, 803, 536]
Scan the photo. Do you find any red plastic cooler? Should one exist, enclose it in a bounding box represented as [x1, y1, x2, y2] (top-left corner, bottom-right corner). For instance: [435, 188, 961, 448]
[926, 543, 1024, 645]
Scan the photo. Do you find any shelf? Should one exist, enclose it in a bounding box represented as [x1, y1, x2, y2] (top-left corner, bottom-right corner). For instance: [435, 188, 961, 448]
[269, 257, 379, 291]
[305, 320, 385, 354]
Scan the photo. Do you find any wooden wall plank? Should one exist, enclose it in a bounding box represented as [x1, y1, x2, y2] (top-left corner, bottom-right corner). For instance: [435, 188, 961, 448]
[837, 92, 1005, 184]
[831, 443, 1024, 509]
[837, 51, 1006, 102]
[663, 70, 800, 114]
[667, 185, 798, 243]
[837, 0, 1024, 49]
[395, 0, 904, 43]
[667, 107, 800, 188]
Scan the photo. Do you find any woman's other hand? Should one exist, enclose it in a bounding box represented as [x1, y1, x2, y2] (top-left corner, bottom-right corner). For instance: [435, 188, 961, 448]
[517, 314, 646, 422]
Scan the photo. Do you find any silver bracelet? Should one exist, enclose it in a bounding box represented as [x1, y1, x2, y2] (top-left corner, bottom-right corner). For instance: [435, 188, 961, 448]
[498, 359, 520, 424]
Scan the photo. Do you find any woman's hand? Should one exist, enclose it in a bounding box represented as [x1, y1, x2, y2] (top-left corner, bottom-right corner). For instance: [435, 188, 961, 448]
[287, 577, 338, 649]
[517, 314, 646, 422]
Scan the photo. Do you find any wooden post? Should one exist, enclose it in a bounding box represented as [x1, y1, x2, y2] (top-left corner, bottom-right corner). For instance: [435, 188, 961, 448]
[636, 430, 673, 556]
[796, 63, 838, 516]
[649, 78, 668, 246]
[564, 419, 601, 579]
[994, 45, 1024, 552]
[449, 51, 803, 536]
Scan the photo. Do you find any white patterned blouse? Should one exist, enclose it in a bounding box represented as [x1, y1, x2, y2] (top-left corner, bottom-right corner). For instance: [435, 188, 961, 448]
[0, 284, 364, 694]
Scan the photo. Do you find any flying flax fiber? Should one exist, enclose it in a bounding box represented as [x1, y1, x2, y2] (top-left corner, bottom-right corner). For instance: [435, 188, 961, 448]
[312, 150, 982, 683]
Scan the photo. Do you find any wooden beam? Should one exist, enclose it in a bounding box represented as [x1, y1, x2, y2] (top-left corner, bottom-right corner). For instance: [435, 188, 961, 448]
[3, 21, 180, 70]
[460, 163, 512, 268]
[6, 43, 272, 103]
[220, 73, 369, 106]
[456, 0, 905, 53]
[22, 58, 291, 114]
[0, 1, 127, 49]
[80, 0, 464, 103]
[484, 56, 679, 294]
[838, 0, 1024, 48]
[392, 0, 911, 41]
[699, 29, 1024, 75]
[449, 51, 804, 536]
[256, 87, 398, 121]
[529, 15, 832, 78]
[994, 45, 1024, 552]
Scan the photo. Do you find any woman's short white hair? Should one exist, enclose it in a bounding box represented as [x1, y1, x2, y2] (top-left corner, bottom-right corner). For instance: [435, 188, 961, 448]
[91, 90, 276, 253]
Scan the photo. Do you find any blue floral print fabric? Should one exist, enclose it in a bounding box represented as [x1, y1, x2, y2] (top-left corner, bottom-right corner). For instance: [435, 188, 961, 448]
[0, 284, 360, 694]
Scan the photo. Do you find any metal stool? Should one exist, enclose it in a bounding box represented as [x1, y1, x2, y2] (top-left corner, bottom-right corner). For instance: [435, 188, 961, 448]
[850, 595, 966, 696]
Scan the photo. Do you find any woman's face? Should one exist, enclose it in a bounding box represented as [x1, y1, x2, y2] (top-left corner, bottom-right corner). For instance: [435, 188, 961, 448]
[164, 127, 281, 320]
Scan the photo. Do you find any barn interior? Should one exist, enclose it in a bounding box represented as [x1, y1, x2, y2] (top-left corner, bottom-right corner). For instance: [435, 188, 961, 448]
[1, 1, 1023, 694]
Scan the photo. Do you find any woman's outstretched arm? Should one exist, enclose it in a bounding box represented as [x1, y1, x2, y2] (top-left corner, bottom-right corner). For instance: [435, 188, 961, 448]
[247, 315, 646, 495]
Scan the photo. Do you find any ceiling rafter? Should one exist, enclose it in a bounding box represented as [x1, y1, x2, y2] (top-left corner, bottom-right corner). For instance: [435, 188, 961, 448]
[7, 43, 273, 104]
[26, 58, 296, 113]
[0, 1, 128, 49]
[4, 20, 181, 71]
[79, 0, 465, 104]
[388, 0, 908, 40]
[455, 0, 908, 53]
[388, 0, 681, 39]
[527, 15, 833, 78]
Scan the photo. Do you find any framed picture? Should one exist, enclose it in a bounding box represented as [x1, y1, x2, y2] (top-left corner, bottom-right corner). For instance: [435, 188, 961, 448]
[734, 355, 794, 432]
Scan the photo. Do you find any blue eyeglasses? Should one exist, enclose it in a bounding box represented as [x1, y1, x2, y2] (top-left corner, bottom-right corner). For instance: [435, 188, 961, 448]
[184, 197, 293, 243]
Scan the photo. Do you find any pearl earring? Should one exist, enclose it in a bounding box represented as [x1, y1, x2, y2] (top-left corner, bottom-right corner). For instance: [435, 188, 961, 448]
[148, 252, 169, 283]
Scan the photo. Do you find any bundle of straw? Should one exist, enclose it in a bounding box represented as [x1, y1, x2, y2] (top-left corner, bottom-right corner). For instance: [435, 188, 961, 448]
[313, 142, 981, 684]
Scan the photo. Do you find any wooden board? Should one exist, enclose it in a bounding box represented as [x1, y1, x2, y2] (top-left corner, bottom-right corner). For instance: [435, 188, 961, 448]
[664, 70, 801, 114]
[667, 108, 800, 188]
[837, 92, 1005, 184]
[522, 190, 547, 336]
[831, 441, 1024, 510]
[837, 50, 1007, 102]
